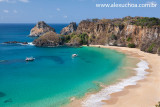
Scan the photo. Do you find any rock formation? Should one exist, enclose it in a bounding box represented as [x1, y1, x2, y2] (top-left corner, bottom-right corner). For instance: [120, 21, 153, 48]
[3, 41, 28, 45]
[60, 22, 77, 35]
[29, 21, 55, 37]
[32, 17, 160, 54]
[33, 32, 62, 47]
[76, 17, 160, 54]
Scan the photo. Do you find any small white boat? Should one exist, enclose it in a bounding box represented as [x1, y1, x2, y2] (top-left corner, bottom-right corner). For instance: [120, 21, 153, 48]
[72, 54, 78, 57]
[25, 57, 35, 61]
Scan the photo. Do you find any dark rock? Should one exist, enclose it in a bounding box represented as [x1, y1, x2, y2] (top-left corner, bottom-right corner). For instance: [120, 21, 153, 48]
[29, 21, 55, 37]
[0, 92, 6, 97]
[22, 42, 28, 44]
[60, 22, 77, 35]
[3, 41, 28, 44]
[4, 98, 12, 103]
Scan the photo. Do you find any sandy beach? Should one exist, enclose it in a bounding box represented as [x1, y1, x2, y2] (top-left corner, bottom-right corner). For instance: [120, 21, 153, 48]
[66, 45, 160, 107]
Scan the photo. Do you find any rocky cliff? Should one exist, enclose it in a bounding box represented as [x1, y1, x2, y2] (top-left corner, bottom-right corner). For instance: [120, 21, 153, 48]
[29, 21, 55, 37]
[32, 17, 160, 55]
[60, 22, 77, 35]
[76, 17, 160, 54]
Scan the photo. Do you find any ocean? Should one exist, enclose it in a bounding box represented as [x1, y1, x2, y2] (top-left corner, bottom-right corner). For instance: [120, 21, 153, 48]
[0, 24, 131, 107]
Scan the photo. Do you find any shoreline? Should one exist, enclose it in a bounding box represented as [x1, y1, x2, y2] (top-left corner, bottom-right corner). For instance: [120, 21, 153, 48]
[66, 45, 160, 107]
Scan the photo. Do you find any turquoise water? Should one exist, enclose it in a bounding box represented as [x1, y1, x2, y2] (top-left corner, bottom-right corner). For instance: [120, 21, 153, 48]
[0, 24, 126, 107]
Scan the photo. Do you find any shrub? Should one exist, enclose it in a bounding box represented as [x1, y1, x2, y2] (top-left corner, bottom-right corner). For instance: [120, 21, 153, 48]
[134, 17, 160, 27]
[127, 37, 132, 42]
[147, 43, 155, 53]
[89, 34, 95, 43]
[70, 35, 81, 46]
[79, 33, 88, 45]
[128, 43, 136, 48]
[67, 33, 89, 45]
[63, 35, 71, 43]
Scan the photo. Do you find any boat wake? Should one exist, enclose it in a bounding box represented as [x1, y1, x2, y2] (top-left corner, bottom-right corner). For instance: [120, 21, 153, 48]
[82, 60, 149, 107]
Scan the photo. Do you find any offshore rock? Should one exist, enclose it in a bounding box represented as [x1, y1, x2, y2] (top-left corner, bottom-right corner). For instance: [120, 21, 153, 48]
[29, 21, 55, 37]
[33, 32, 62, 47]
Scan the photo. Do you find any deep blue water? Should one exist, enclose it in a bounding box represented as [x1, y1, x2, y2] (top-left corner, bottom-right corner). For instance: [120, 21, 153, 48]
[0, 24, 127, 107]
[0, 23, 68, 43]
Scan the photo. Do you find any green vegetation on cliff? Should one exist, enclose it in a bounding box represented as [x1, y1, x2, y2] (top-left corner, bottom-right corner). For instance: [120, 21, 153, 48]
[62, 33, 89, 46]
[134, 17, 160, 27]
[127, 37, 132, 42]
[128, 43, 136, 48]
[147, 43, 155, 53]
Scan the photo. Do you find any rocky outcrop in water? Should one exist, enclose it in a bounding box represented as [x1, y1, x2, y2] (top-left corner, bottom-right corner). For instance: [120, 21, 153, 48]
[29, 21, 55, 37]
[60, 22, 77, 35]
[0, 92, 6, 98]
[3, 41, 28, 45]
[33, 32, 62, 47]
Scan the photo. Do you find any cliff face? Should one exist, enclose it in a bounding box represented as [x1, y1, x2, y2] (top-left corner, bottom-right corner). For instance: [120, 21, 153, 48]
[76, 18, 160, 54]
[32, 17, 160, 54]
[30, 21, 55, 37]
[60, 22, 77, 35]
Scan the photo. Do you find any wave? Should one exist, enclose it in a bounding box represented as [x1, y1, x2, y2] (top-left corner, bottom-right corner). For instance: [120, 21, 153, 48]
[20, 42, 34, 46]
[82, 60, 149, 107]
[1, 42, 34, 46]
[27, 42, 35, 46]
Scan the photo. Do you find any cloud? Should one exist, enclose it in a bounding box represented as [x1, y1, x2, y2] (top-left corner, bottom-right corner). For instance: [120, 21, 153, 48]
[19, 0, 29, 3]
[0, 0, 7, 2]
[3, 9, 9, 13]
[0, 0, 16, 3]
[64, 15, 68, 18]
[0, 0, 29, 3]
[13, 10, 18, 13]
[2, 9, 18, 14]
[56, 8, 61, 11]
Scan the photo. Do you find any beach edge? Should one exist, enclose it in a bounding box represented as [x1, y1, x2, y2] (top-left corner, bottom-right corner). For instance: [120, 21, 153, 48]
[66, 45, 160, 107]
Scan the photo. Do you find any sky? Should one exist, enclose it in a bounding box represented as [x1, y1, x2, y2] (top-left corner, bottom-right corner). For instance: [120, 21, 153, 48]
[0, 0, 159, 23]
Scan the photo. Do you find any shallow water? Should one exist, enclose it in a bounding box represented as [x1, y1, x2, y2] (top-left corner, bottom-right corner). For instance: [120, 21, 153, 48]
[0, 24, 129, 107]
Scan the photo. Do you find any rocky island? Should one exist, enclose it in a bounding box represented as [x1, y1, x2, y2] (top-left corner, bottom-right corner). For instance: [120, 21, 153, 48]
[31, 16, 160, 55]
[33, 32, 62, 47]
[29, 21, 55, 37]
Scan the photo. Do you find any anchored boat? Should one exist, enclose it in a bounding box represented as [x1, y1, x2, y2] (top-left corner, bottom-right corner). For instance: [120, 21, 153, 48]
[25, 57, 35, 61]
[72, 54, 78, 57]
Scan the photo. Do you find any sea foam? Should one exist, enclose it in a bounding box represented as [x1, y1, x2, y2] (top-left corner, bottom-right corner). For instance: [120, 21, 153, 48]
[20, 42, 34, 46]
[82, 60, 149, 107]
[27, 42, 35, 46]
